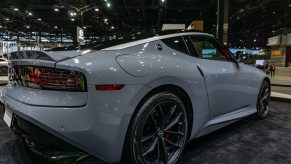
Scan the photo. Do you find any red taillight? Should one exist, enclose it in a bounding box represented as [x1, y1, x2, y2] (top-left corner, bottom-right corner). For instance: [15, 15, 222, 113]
[14, 66, 87, 92]
[95, 84, 124, 91]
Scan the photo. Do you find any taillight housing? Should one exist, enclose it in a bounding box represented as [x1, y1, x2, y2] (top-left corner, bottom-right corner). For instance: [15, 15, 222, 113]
[13, 66, 87, 92]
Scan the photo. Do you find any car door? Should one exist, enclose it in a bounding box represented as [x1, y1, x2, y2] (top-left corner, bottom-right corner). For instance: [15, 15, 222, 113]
[184, 35, 253, 119]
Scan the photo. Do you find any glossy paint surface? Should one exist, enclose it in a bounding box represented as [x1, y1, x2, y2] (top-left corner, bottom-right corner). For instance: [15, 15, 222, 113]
[0, 33, 267, 163]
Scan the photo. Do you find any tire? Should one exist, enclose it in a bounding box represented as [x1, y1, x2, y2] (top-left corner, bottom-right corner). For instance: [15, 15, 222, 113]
[0, 66, 8, 76]
[256, 80, 270, 119]
[123, 92, 188, 164]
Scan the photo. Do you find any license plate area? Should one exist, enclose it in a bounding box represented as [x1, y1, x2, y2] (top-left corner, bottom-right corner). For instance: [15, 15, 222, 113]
[3, 106, 13, 128]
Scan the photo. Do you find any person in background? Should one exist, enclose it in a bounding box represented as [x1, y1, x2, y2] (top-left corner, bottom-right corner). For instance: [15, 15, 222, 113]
[265, 62, 269, 74]
[270, 63, 276, 77]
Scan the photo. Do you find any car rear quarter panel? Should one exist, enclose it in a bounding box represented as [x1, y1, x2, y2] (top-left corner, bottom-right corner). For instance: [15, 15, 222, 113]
[59, 40, 210, 135]
[53, 41, 210, 161]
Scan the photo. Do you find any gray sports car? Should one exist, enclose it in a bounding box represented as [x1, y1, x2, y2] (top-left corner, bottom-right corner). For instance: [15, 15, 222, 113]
[1, 30, 270, 164]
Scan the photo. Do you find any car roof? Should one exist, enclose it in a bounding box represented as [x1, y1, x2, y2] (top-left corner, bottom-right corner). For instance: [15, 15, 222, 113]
[48, 30, 213, 51]
[102, 30, 213, 50]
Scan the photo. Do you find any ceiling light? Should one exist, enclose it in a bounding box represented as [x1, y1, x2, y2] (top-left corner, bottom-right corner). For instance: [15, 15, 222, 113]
[83, 26, 86, 29]
[95, 8, 99, 12]
[70, 12, 77, 16]
[104, 0, 107, 2]
[0, 25, 3, 28]
[107, 3, 111, 7]
[26, 25, 30, 29]
[28, 12, 32, 16]
[5, 18, 9, 21]
[254, 39, 256, 42]
[54, 8, 59, 12]
[37, 18, 42, 21]
[111, 26, 114, 29]
[14, 8, 19, 11]
[104, 18, 108, 22]
[161, 0, 165, 2]
[54, 26, 58, 29]
[71, 18, 75, 21]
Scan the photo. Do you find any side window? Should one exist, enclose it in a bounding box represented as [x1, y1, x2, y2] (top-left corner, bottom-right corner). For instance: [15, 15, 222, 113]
[162, 37, 189, 54]
[188, 36, 228, 61]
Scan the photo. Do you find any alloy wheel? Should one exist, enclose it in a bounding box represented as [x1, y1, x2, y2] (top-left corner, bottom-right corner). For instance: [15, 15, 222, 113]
[136, 100, 187, 164]
[258, 82, 270, 118]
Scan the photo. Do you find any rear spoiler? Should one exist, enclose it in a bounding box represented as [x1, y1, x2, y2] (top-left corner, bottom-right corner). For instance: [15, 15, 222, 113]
[8, 50, 78, 63]
[9, 51, 55, 61]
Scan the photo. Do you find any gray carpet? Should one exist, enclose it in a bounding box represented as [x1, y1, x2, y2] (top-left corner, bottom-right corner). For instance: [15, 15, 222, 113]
[0, 101, 291, 164]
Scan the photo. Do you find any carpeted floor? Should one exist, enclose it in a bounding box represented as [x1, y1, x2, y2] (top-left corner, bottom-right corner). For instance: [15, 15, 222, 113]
[0, 101, 291, 164]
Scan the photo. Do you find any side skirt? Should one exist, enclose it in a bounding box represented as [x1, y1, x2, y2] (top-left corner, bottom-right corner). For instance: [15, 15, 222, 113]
[194, 106, 256, 138]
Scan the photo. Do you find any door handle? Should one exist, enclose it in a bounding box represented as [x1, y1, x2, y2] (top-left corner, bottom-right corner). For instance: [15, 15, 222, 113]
[196, 65, 205, 77]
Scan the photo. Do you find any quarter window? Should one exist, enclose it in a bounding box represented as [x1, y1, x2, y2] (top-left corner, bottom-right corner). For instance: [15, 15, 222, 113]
[162, 37, 189, 54]
[188, 37, 228, 61]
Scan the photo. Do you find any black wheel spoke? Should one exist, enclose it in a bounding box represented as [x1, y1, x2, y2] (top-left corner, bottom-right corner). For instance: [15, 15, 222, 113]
[167, 105, 176, 119]
[164, 113, 182, 131]
[166, 131, 184, 137]
[263, 90, 270, 100]
[156, 139, 160, 163]
[141, 133, 155, 143]
[159, 105, 166, 128]
[160, 137, 169, 163]
[151, 112, 159, 130]
[143, 137, 158, 157]
[159, 105, 165, 117]
[163, 137, 182, 148]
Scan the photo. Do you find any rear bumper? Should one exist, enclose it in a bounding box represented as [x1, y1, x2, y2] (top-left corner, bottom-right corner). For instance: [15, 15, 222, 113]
[0, 83, 149, 163]
[11, 114, 99, 163]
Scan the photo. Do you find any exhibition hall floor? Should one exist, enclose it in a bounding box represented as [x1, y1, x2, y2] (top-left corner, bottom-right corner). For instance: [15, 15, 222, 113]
[1, 101, 291, 164]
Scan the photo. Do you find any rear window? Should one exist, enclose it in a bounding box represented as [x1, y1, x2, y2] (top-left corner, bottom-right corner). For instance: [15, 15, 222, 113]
[162, 37, 189, 54]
